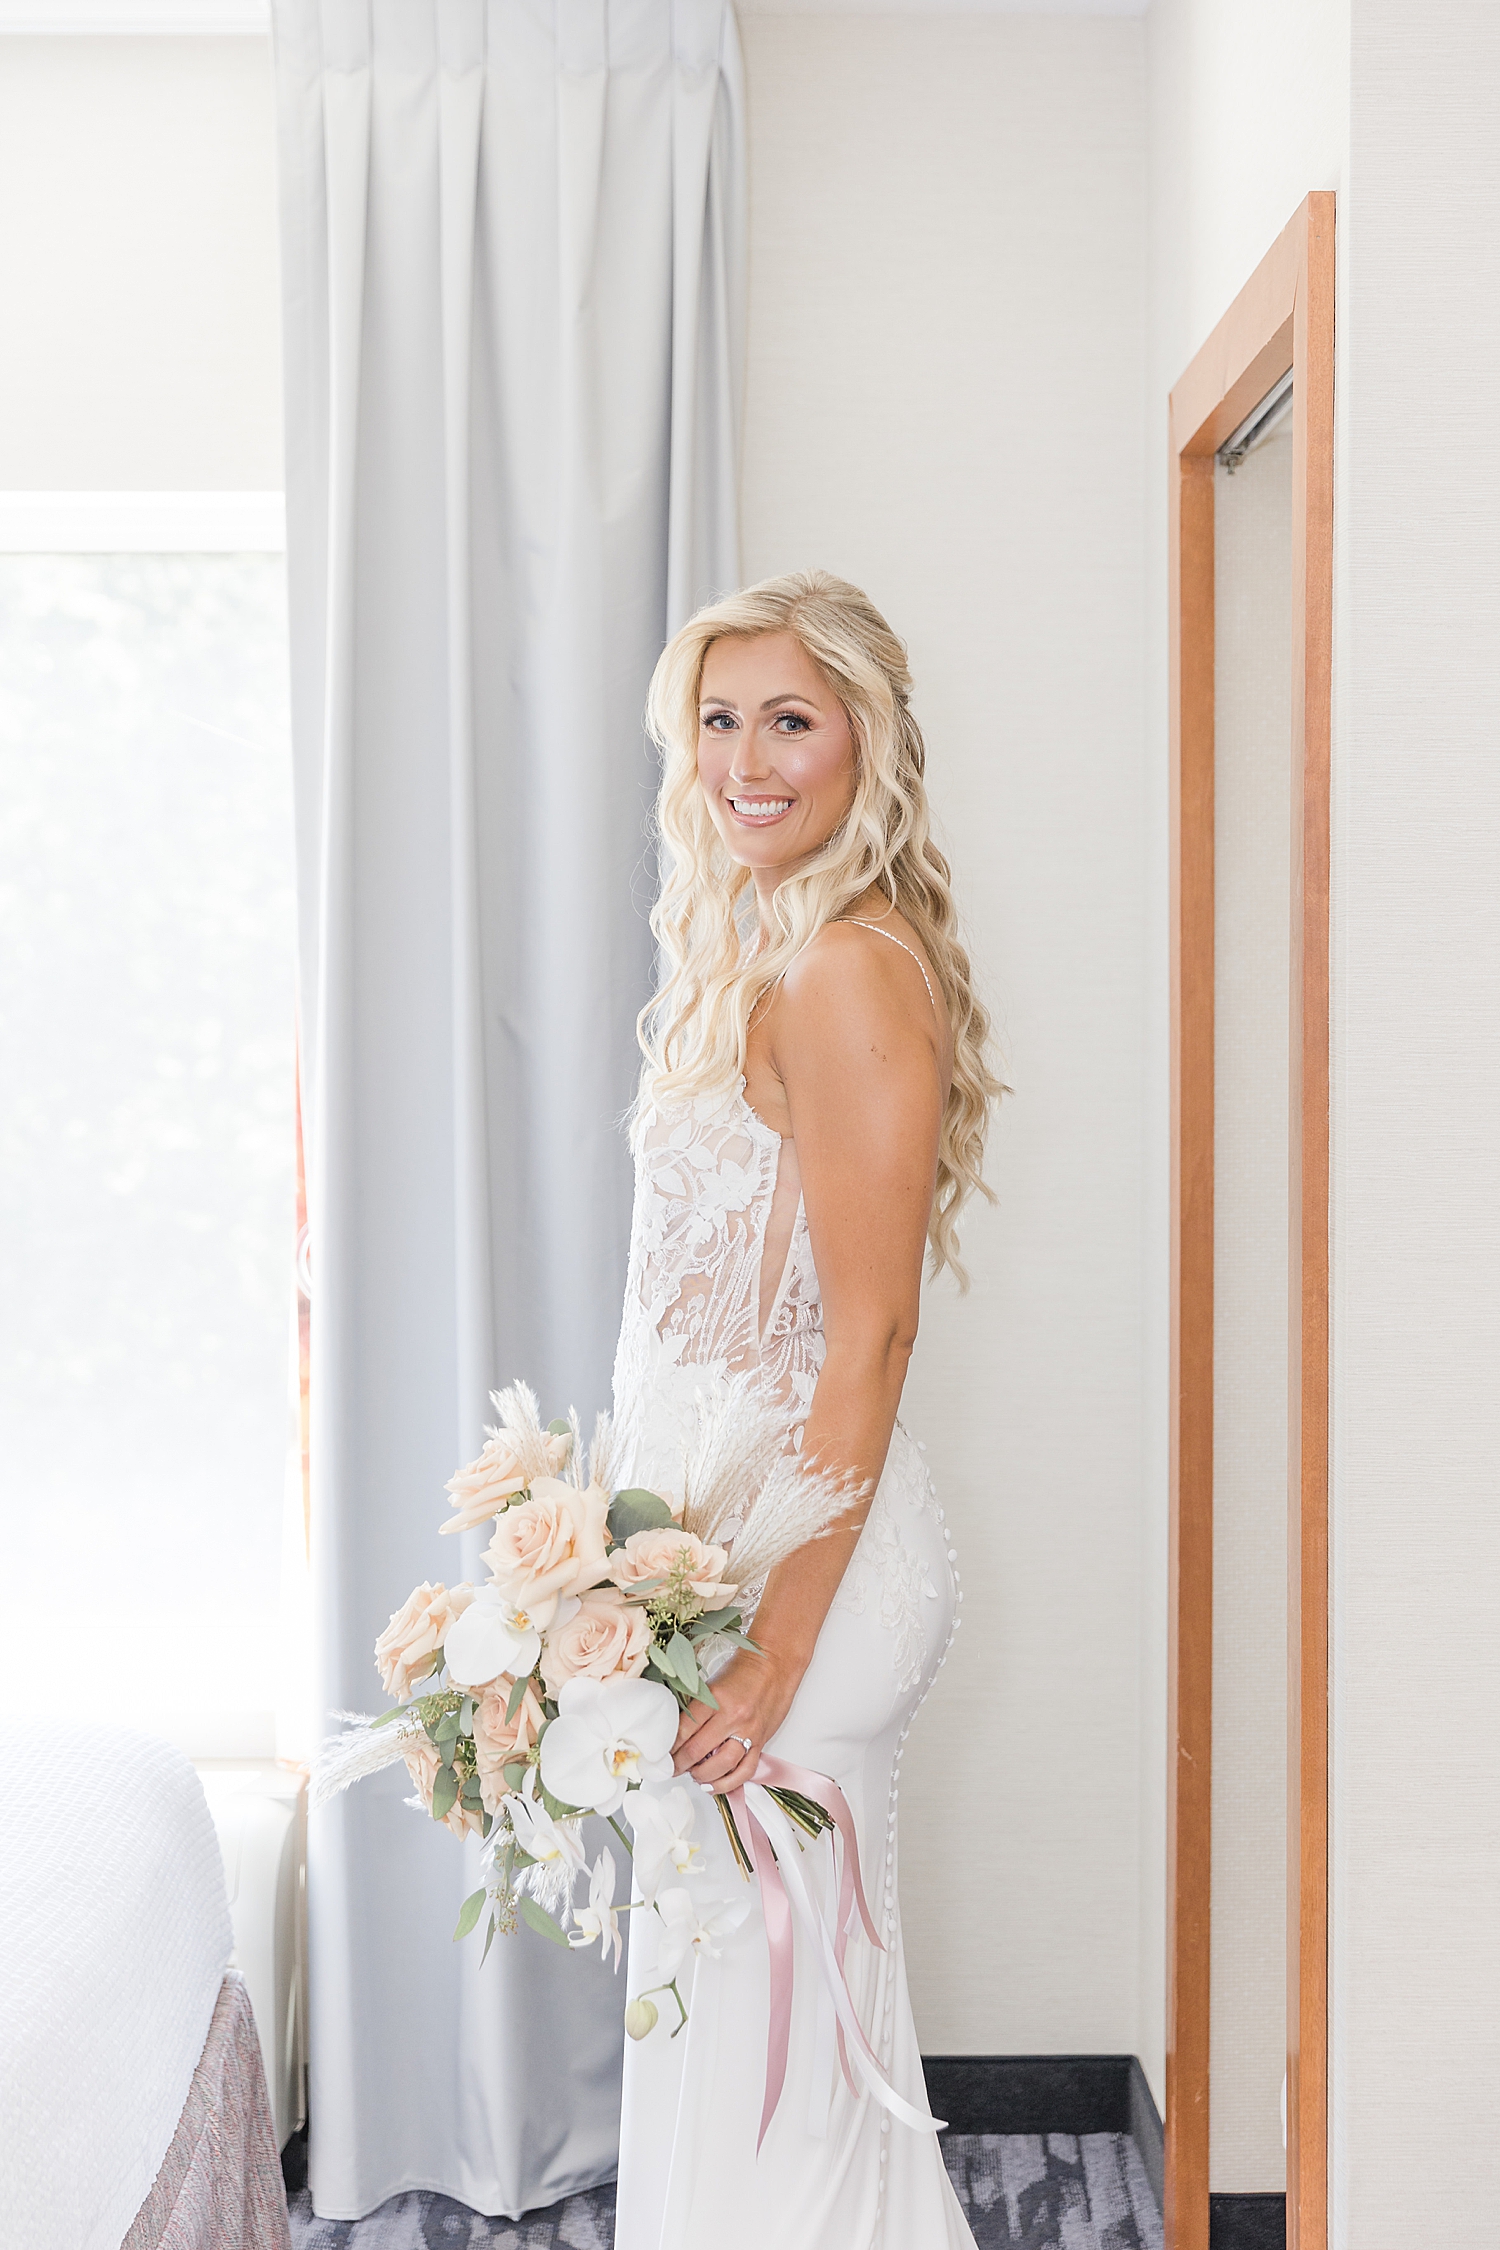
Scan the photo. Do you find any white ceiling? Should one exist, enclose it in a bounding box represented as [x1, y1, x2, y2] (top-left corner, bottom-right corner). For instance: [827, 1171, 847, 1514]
[0, 0, 269, 25]
[1, 0, 1148, 30]
[734, 0, 1147, 12]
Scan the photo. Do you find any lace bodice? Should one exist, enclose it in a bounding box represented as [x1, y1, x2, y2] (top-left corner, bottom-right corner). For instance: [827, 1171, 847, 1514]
[610, 1070, 952, 1701]
[610, 1081, 824, 1489]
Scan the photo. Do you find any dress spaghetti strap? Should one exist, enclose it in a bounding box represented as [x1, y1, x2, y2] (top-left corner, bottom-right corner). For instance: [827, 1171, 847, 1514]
[844, 919, 939, 1013]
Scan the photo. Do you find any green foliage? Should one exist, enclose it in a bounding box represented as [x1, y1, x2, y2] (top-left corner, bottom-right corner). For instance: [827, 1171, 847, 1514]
[607, 1488, 677, 1542]
[431, 1764, 459, 1821]
[645, 1635, 718, 1711]
[504, 1673, 533, 1724]
[665, 1630, 699, 1684]
[452, 1887, 486, 1943]
[520, 1896, 570, 1948]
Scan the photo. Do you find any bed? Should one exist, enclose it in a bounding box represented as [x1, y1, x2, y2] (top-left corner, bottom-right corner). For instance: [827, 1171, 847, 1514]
[0, 1724, 291, 2250]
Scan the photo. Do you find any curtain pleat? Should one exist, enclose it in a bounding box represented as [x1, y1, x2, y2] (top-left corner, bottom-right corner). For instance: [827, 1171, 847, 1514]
[271, 0, 744, 2215]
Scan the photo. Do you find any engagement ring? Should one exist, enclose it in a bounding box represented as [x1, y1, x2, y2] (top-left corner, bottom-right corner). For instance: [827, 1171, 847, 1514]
[733, 1735, 754, 1752]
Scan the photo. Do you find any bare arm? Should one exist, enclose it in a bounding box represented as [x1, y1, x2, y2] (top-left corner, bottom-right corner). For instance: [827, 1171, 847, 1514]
[673, 923, 946, 1791]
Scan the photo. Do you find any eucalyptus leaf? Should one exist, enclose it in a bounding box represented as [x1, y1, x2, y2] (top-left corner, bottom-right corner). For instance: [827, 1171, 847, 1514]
[481, 1911, 498, 1966]
[431, 1764, 459, 1821]
[520, 1896, 570, 1948]
[369, 1705, 406, 1731]
[504, 1674, 532, 1725]
[666, 1632, 701, 1697]
[546, 1417, 572, 1437]
[452, 1887, 486, 1943]
[503, 1759, 530, 1791]
[689, 1606, 741, 1639]
[607, 1488, 676, 1542]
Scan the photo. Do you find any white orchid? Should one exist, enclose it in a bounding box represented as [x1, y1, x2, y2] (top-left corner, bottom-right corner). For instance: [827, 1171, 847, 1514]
[568, 1847, 623, 1971]
[503, 1782, 588, 1879]
[538, 1675, 678, 1815]
[626, 1784, 706, 1904]
[443, 1586, 579, 1690]
[651, 1882, 753, 1979]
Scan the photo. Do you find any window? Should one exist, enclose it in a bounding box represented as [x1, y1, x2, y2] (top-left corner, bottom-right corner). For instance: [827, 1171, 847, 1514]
[0, 552, 296, 1750]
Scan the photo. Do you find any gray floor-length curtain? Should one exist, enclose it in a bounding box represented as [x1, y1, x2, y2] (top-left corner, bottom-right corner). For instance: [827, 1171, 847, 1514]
[271, 0, 744, 2216]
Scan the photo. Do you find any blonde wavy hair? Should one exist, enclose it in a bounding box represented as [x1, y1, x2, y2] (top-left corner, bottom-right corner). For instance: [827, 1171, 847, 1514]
[638, 569, 1005, 1286]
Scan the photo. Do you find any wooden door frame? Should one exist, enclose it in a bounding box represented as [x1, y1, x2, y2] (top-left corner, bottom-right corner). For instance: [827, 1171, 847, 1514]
[1166, 192, 1334, 2250]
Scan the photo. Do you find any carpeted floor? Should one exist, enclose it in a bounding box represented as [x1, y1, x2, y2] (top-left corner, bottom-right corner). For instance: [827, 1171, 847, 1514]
[288, 2131, 1163, 2250]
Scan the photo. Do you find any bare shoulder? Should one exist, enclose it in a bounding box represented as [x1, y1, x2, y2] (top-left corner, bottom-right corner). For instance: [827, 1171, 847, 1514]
[773, 914, 948, 1078]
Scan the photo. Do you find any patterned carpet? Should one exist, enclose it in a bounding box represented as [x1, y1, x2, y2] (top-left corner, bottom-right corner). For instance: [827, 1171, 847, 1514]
[288, 2131, 1163, 2250]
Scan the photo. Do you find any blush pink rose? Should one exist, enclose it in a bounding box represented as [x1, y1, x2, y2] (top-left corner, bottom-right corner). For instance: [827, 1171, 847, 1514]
[374, 1580, 476, 1701]
[402, 1732, 484, 1840]
[540, 1590, 652, 1697]
[441, 1428, 571, 1535]
[482, 1478, 611, 1613]
[472, 1679, 544, 1815]
[607, 1529, 736, 1607]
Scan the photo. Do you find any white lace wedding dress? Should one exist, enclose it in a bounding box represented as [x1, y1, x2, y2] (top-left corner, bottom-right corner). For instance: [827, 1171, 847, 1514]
[609, 1075, 976, 2249]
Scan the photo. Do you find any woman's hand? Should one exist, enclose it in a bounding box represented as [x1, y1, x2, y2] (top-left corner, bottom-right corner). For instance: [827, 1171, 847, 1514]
[672, 1644, 807, 1794]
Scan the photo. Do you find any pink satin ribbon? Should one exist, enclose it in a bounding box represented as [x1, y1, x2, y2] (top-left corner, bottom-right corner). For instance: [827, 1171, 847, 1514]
[725, 1752, 938, 2153]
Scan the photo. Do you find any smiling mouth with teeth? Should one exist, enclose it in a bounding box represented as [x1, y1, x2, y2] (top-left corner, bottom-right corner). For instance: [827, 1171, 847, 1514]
[727, 796, 793, 821]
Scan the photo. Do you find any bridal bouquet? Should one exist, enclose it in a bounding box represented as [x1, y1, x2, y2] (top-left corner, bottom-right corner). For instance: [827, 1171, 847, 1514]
[313, 1380, 857, 2036]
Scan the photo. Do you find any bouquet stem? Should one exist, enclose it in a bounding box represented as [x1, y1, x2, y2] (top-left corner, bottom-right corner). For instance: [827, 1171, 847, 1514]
[768, 1786, 835, 1843]
[714, 1790, 755, 1878]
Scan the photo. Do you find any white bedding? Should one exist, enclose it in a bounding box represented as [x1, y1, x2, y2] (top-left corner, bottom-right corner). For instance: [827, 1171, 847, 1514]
[0, 1725, 232, 2250]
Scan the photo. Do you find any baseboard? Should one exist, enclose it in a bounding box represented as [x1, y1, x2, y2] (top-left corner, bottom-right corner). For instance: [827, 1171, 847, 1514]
[281, 2125, 308, 2193]
[920, 2053, 1163, 2209]
[1209, 2193, 1286, 2249]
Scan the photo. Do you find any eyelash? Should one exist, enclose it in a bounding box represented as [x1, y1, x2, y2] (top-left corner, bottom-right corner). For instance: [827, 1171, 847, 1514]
[702, 712, 810, 734]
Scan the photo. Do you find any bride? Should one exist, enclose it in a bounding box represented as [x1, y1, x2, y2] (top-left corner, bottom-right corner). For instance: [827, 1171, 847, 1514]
[609, 570, 1001, 2249]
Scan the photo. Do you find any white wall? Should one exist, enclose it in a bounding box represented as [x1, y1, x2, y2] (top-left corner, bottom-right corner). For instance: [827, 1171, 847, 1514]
[0, 37, 280, 488]
[1141, 0, 1350, 2113]
[741, 12, 1150, 2059]
[1334, 3, 1500, 2240]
